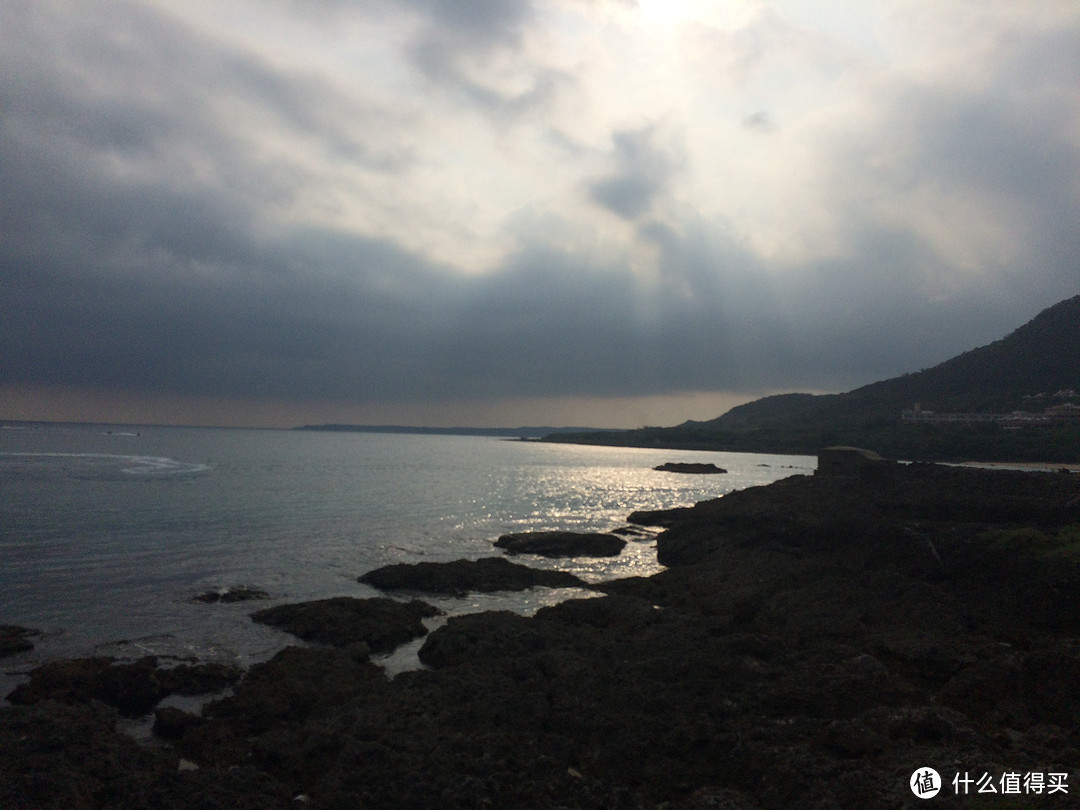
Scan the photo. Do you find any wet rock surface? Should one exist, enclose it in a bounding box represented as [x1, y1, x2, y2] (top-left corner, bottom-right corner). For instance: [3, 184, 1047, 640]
[494, 530, 627, 557]
[251, 596, 440, 652]
[192, 586, 271, 603]
[7, 657, 242, 718]
[4, 462, 1080, 808]
[358, 555, 588, 595]
[0, 625, 40, 658]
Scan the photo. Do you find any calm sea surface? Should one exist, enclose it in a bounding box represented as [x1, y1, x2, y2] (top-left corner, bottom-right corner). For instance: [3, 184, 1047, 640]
[0, 423, 813, 689]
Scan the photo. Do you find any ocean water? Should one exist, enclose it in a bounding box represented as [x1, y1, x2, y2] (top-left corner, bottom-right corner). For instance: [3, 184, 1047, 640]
[0, 423, 814, 690]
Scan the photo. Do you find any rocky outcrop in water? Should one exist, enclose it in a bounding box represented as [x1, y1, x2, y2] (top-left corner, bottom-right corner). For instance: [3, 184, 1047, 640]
[493, 531, 626, 558]
[653, 462, 727, 474]
[359, 556, 588, 596]
[251, 596, 440, 652]
[0, 625, 40, 658]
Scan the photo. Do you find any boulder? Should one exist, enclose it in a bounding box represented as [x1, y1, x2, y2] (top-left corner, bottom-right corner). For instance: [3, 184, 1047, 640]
[251, 597, 440, 653]
[359, 557, 587, 596]
[494, 531, 626, 558]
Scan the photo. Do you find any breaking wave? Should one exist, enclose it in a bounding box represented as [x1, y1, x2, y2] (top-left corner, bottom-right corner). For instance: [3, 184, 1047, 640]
[0, 452, 211, 477]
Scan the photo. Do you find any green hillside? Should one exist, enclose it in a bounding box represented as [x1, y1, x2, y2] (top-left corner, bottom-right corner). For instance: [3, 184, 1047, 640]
[546, 294, 1080, 462]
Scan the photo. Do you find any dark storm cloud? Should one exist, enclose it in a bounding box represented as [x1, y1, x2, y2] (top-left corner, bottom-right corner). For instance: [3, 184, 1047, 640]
[3, 2, 377, 162]
[587, 126, 681, 220]
[0, 222, 653, 402]
[2, 0, 1079, 420]
[0, 1, 413, 261]
[395, 0, 571, 113]
[0, 139, 876, 406]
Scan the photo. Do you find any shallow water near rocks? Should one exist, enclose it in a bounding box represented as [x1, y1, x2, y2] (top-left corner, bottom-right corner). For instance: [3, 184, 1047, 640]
[1, 423, 813, 697]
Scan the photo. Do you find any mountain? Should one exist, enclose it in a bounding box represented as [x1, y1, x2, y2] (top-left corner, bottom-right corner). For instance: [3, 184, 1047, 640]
[700, 293, 1080, 430]
[546, 294, 1080, 462]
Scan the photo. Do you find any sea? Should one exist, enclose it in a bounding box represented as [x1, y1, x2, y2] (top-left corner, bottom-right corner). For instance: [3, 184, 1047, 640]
[0, 423, 814, 694]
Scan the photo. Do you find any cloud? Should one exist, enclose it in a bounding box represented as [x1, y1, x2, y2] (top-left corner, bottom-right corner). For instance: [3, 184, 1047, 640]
[393, 0, 575, 115]
[1, 0, 1079, 427]
[801, 0, 1080, 296]
[741, 111, 776, 132]
[406, 0, 535, 45]
[586, 125, 683, 220]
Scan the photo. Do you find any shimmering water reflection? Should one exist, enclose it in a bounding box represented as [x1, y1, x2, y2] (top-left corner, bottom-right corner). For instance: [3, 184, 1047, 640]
[0, 424, 814, 684]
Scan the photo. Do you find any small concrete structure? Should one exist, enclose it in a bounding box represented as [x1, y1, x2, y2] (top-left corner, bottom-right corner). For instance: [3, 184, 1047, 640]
[816, 446, 891, 477]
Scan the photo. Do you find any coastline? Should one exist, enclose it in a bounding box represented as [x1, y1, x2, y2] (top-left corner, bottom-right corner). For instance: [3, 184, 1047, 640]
[3, 460, 1080, 808]
[958, 460, 1080, 473]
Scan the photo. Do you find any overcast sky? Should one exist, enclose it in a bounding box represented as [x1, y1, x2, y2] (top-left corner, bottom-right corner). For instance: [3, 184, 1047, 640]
[2, 0, 1078, 428]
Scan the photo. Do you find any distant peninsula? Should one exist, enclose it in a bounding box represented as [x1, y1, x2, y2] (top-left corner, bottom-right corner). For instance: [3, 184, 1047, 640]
[294, 424, 619, 440]
[544, 293, 1080, 464]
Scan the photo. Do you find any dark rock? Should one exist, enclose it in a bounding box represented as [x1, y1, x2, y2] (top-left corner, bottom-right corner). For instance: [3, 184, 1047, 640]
[359, 557, 588, 596]
[417, 610, 547, 670]
[535, 593, 664, 631]
[0, 624, 40, 658]
[193, 586, 271, 603]
[627, 505, 695, 528]
[204, 646, 385, 736]
[251, 597, 440, 653]
[153, 706, 204, 740]
[494, 530, 626, 558]
[6, 656, 243, 718]
[0, 700, 292, 809]
[0, 700, 170, 805]
[158, 661, 243, 695]
[653, 462, 727, 474]
[7, 656, 165, 717]
[609, 525, 655, 540]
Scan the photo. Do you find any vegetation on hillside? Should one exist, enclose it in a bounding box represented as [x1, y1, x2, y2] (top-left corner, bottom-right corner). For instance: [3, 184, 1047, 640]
[546, 294, 1080, 463]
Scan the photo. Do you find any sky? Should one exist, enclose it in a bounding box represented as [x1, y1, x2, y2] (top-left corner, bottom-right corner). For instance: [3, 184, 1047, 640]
[2, 0, 1078, 429]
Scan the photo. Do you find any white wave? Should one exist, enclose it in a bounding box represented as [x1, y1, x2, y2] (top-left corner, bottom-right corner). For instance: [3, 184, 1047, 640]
[0, 452, 211, 476]
[120, 455, 212, 475]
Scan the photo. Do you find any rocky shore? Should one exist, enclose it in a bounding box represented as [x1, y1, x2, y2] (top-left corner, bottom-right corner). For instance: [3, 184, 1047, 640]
[3, 459, 1080, 808]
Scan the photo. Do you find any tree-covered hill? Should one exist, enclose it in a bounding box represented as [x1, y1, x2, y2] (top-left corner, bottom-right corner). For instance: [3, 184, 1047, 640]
[546, 294, 1080, 462]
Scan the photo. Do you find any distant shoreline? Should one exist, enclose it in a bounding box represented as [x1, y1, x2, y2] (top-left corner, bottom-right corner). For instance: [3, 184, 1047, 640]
[292, 424, 622, 439]
[1, 420, 619, 438]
